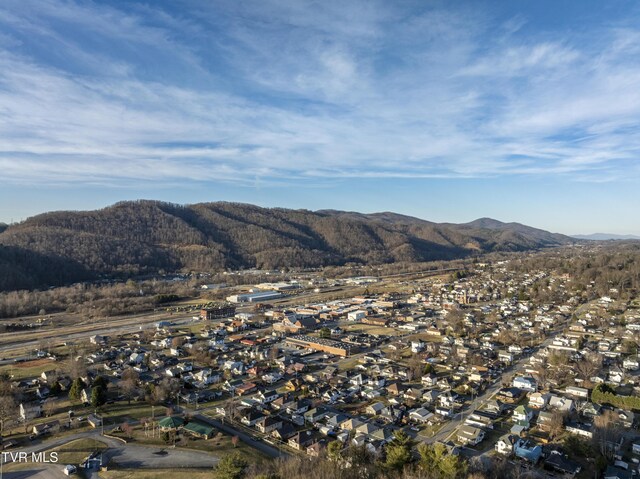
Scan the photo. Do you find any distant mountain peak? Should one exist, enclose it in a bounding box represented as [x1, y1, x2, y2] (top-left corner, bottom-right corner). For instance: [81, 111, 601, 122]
[572, 233, 640, 241]
[464, 218, 507, 229]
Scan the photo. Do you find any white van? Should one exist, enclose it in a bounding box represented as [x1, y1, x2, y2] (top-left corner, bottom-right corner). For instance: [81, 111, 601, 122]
[63, 464, 77, 475]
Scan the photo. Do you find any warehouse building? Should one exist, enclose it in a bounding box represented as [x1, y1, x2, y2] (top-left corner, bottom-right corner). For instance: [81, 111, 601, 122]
[227, 291, 283, 303]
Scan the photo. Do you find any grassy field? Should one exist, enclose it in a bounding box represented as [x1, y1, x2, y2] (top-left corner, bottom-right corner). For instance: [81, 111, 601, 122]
[337, 357, 362, 371]
[100, 402, 159, 424]
[0, 357, 58, 380]
[52, 438, 109, 464]
[408, 332, 444, 343]
[100, 469, 216, 479]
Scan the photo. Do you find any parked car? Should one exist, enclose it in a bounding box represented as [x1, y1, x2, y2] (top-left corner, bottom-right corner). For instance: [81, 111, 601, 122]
[63, 465, 77, 475]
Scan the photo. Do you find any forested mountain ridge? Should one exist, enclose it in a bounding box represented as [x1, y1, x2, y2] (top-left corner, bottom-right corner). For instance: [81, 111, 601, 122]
[0, 200, 574, 291]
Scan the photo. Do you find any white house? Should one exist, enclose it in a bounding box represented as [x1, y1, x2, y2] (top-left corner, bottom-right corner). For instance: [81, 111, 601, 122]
[438, 392, 456, 409]
[409, 407, 434, 423]
[457, 425, 485, 446]
[495, 434, 518, 455]
[257, 389, 279, 404]
[565, 422, 593, 439]
[498, 351, 514, 364]
[513, 405, 534, 424]
[129, 352, 145, 364]
[411, 340, 426, 353]
[193, 368, 221, 385]
[435, 407, 453, 418]
[512, 376, 537, 392]
[465, 412, 494, 429]
[528, 392, 550, 409]
[565, 386, 589, 399]
[262, 372, 283, 384]
[548, 395, 575, 413]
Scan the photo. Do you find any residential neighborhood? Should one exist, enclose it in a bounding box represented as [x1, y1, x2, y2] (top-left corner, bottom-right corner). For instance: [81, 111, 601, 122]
[1, 244, 640, 478]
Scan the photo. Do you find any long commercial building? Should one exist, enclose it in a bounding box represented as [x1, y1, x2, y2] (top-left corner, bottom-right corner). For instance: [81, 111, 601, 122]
[286, 335, 359, 357]
[226, 291, 283, 303]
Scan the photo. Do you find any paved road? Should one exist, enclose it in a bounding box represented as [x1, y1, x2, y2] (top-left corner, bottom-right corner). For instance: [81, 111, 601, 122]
[193, 413, 287, 458]
[426, 328, 565, 445]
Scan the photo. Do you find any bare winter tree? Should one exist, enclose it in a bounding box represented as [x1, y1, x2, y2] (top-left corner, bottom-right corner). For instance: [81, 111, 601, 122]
[573, 352, 601, 385]
[64, 353, 88, 380]
[43, 398, 57, 417]
[224, 396, 240, 422]
[120, 369, 140, 404]
[407, 353, 424, 382]
[446, 309, 465, 337]
[547, 411, 567, 440]
[533, 358, 549, 390]
[0, 395, 17, 434]
[593, 410, 625, 460]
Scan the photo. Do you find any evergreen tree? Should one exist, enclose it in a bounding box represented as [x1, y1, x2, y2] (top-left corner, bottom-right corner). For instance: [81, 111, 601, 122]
[68, 378, 85, 402]
[93, 375, 108, 389]
[384, 431, 414, 472]
[91, 385, 106, 408]
[214, 452, 248, 479]
[418, 442, 467, 479]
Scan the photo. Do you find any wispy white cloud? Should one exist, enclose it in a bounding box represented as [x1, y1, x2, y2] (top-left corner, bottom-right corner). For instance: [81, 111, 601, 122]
[0, 0, 639, 188]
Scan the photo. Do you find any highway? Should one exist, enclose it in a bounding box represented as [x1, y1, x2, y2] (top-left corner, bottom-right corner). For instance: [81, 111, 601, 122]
[0, 314, 197, 356]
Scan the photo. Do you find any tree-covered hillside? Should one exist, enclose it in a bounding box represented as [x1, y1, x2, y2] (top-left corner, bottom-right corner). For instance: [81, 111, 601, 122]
[0, 200, 574, 291]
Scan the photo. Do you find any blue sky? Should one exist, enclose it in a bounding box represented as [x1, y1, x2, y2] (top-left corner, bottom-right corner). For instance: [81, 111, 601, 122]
[1, 0, 639, 234]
